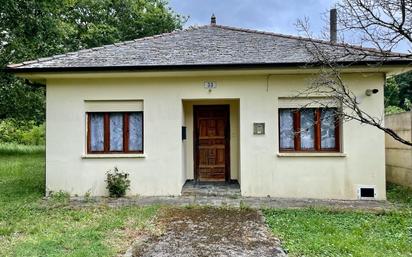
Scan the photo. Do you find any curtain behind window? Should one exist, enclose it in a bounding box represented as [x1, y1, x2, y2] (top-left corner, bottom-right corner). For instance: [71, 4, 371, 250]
[300, 109, 315, 149]
[129, 112, 143, 151]
[109, 113, 123, 151]
[90, 113, 104, 151]
[321, 109, 336, 149]
[279, 109, 294, 149]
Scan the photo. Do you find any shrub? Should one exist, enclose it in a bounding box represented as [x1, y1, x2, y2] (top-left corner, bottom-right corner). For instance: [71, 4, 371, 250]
[49, 190, 70, 205]
[0, 119, 45, 145]
[384, 105, 406, 115]
[21, 123, 45, 145]
[106, 167, 131, 198]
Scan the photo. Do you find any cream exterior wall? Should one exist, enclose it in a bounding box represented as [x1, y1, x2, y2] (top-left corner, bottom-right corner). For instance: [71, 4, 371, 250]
[45, 72, 386, 199]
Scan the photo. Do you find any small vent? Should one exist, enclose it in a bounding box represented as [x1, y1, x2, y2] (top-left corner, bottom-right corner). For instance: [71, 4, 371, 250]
[357, 185, 376, 200]
[360, 188, 374, 198]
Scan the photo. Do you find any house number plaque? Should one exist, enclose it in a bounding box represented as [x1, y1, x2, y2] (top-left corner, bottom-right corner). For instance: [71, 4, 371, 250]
[204, 81, 217, 90]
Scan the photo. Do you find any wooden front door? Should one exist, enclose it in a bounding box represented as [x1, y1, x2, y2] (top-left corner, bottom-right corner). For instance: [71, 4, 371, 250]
[194, 105, 230, 182]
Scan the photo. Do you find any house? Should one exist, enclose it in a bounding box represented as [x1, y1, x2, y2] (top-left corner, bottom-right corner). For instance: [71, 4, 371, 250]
[7, 17, 412, 200]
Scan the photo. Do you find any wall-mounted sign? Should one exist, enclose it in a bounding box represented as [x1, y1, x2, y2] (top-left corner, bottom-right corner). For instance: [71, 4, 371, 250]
[253, 122, 265, 135]
[204, 81, 217, 90]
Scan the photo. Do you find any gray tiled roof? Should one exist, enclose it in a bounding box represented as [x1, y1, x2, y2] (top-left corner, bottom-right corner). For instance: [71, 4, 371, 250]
[7, 25, 411, 70]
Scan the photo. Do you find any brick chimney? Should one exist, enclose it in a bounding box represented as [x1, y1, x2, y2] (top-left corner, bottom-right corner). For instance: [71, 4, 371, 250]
[211, 14, 216, 26]
[330, 8, 337, 43]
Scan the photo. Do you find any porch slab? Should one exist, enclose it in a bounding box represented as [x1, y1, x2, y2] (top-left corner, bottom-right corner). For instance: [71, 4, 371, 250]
[181, 180, 241, 197]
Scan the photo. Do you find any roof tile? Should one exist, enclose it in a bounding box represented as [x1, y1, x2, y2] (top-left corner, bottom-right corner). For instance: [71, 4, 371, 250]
[8, 25, 412, 70]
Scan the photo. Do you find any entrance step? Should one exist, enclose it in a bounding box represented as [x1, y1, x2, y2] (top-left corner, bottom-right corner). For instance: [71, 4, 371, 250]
[181, 180, 241, 198]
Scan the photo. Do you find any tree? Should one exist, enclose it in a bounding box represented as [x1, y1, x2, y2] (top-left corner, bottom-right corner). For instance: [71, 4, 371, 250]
[0, 0, 185, 123]
[337, 0, 411, 55]
[393, 71, 412, 110]
[339, 0, 412, 113]
[384, 77, 402, 108]
[296, 0, 412, 146]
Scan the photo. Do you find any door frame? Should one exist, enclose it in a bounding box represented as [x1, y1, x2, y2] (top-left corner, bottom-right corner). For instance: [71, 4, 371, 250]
[193, 105, 231, 182]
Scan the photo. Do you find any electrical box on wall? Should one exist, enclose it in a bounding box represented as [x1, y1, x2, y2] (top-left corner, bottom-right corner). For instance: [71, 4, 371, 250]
[253, 122, 265, 135]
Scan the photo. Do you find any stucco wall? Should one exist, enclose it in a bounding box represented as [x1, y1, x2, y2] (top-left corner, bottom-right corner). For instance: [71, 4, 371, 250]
[45, 72, 386, 199]
[385, 111, 412, 189]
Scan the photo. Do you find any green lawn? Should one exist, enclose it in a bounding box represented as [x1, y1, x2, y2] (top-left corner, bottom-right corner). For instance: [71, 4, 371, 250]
[264, 184, 412, 257]
[1, 145, 412, 257]
[0, 146, 157, 257]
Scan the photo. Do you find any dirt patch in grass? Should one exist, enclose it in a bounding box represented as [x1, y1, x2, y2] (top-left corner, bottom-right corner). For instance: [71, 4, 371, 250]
[132, 207, 286, 257]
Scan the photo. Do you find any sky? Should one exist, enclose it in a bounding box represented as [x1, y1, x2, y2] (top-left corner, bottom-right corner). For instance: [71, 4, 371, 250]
[169, 0, 336, 39]
[168, 0, 409, 53]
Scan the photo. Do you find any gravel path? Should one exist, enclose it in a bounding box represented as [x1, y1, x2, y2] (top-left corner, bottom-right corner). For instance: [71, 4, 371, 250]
[131, 207, 286, 257]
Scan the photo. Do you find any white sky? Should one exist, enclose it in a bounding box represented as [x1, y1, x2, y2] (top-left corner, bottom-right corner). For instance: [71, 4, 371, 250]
[168, 0, 410, 53]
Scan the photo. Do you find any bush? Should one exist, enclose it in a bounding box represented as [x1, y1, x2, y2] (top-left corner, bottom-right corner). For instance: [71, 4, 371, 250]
[106, 167, 131, 198]
[384, 105, 406, 115]
[49, 190, 70, 206]
[0, 119, 45, 145]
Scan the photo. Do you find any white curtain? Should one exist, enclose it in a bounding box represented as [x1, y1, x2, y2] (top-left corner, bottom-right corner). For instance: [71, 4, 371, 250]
[279, 109, 294, 149]
[300, 109, 315, 149]
[109, 113, 123, 151]
[129, 112, 143, 151]
[90, 113, 104, 151]
[321, 109, 336, 149]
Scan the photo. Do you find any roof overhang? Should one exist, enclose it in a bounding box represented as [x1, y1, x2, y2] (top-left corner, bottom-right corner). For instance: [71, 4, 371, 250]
[4, 61, 412, 84]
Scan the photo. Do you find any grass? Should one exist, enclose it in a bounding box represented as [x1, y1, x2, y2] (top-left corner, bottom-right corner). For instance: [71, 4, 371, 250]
[0, 145, 158, 257]
[0, 143, 45, 155]
[2, 143, 412, 256]
[387, 182, 412, 205]
[264, 186, 412, 257]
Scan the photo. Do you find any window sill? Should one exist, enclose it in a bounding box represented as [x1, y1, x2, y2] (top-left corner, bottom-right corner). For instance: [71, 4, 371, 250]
[81, 153, 146, 159]
[277, 152, 346, 157]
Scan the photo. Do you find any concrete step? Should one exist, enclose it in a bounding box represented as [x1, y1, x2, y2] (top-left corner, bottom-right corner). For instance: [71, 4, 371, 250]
[181, 181, 241, 198]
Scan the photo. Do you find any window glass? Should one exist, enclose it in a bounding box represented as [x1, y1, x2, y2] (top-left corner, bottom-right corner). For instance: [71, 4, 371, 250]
[279, 109, 294, 149]
[129, 112, 143, 151]
[90, 113, 104, 151]
[321, 109, 336, 149]
[109, 113, 123, 151]
[300, 109, 315, 149]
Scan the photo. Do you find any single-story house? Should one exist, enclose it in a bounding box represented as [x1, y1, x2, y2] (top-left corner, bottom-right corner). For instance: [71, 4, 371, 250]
[7, 18, 412, 200]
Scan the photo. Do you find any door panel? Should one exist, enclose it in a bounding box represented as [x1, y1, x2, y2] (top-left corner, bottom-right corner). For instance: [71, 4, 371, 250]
[194, 105, 230, 182]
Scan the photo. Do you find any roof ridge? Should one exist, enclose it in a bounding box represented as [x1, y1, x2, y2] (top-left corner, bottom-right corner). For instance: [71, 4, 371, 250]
[213, 24, 408, 57]
[7, 25, 209, 68]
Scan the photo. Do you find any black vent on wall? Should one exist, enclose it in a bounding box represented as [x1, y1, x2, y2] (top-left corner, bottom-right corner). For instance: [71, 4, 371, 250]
[360, 187, 375, 198]
[182, 126, 187, 140]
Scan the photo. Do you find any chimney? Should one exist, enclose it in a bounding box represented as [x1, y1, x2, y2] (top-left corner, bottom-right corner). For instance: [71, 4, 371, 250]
[211, 14, 216, 26]
[330, 8, 337, 43]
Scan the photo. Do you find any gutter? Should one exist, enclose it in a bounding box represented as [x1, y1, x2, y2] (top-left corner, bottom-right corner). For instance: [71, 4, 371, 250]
[3, 60, 412, 74]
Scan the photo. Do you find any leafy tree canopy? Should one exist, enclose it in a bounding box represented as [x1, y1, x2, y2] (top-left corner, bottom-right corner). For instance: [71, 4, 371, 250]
[385, 72, 412, 114]
[0, 0, 185, 122]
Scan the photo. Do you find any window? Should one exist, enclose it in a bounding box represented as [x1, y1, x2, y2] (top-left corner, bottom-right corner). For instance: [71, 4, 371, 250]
[87, 112, 143, 154]
[279, 108, 340, 152]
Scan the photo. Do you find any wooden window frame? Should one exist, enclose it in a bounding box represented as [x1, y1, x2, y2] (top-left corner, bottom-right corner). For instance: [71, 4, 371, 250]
[87, 112, 144, 154]
[279, 108, 340, 152]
